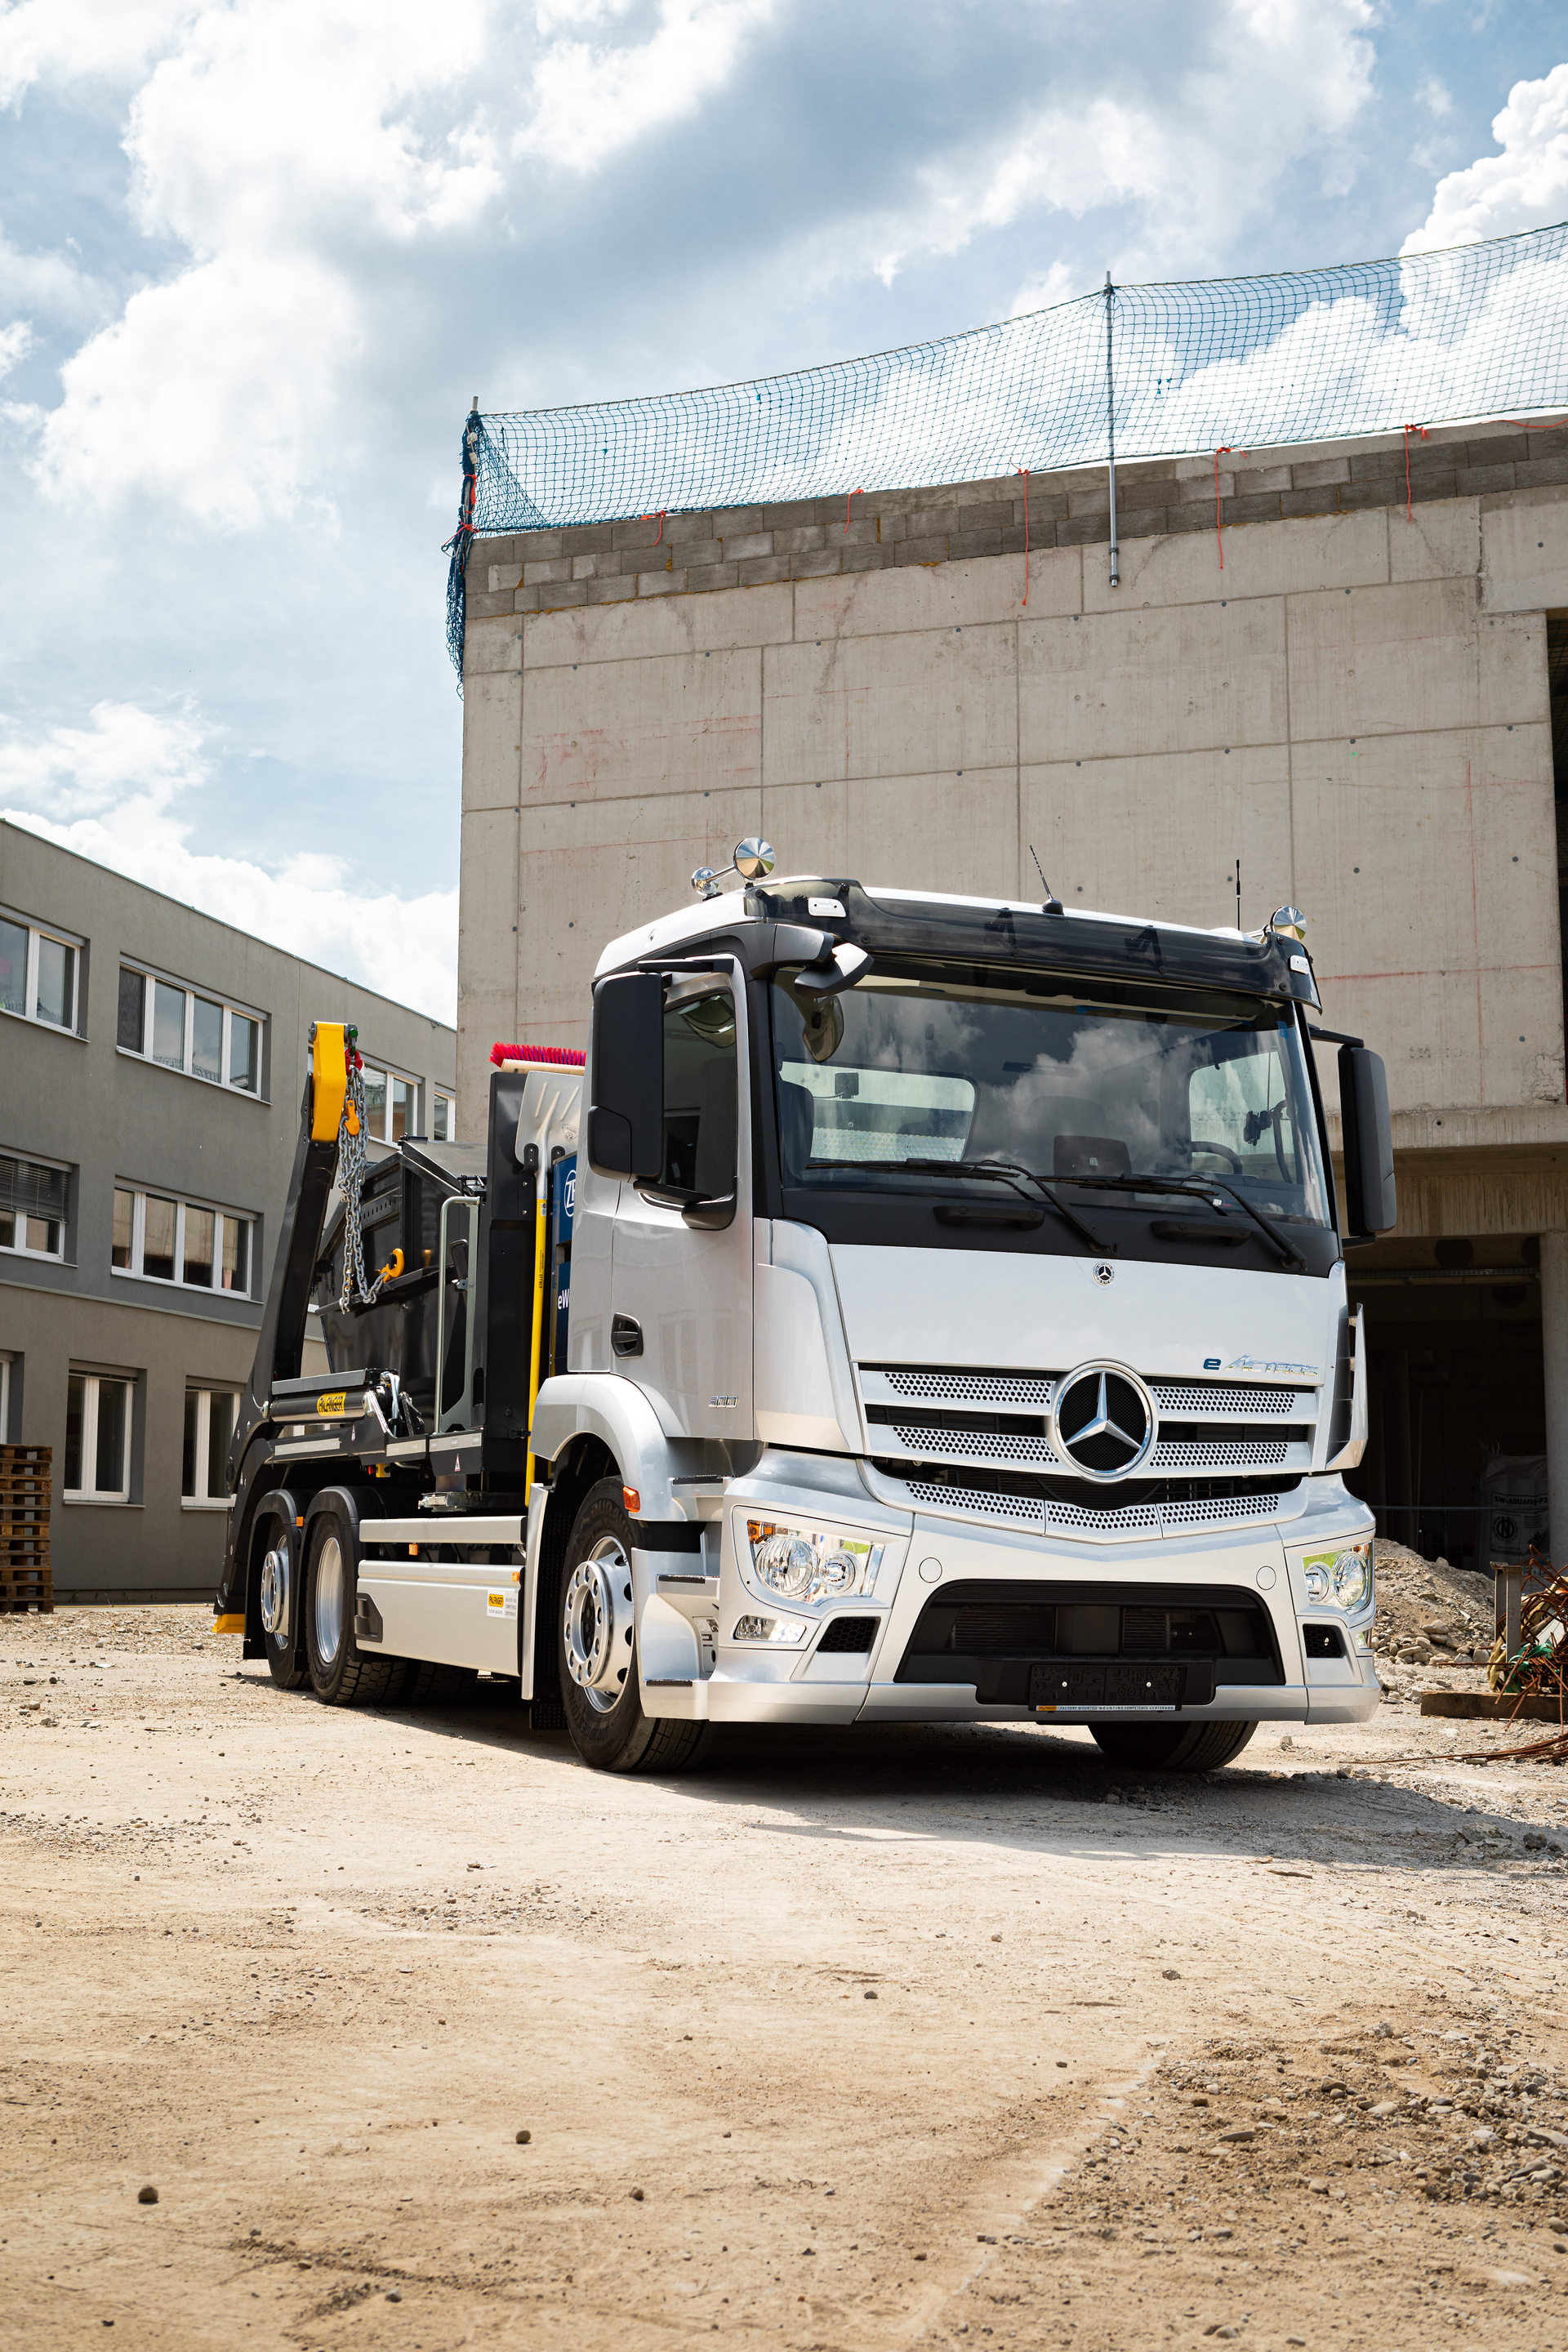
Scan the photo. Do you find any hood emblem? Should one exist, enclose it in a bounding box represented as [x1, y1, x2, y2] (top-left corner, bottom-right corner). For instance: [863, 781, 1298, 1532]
[1091, 1261, 1116, 1286]
[1050, 1363, 1158, 1482]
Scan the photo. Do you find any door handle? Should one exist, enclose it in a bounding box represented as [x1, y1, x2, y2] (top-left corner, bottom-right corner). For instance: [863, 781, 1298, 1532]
[611, 1314, 644, 1358]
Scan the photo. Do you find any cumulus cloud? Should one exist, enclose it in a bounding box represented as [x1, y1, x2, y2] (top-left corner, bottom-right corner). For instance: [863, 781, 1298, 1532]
[24, 0, 498, 523]
[0, 701, 457, 1021]
[1405, 61, 1568, 253]
[515, 0, 776, 173]
[0, 0, 204, 103]
[835, 0, 1375, 289]
[0, 318, 32, 377]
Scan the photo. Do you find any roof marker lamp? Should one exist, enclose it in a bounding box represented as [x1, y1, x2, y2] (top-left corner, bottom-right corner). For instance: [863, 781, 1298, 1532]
[744, 1520, 883, 1606]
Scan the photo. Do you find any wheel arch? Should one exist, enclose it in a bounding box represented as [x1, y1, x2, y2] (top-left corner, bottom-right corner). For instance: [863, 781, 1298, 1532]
[525, 1434, 617, 1722]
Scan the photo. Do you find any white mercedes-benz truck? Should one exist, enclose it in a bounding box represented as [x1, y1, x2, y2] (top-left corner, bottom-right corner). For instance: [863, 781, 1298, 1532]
[215, 843, 1396, 1776]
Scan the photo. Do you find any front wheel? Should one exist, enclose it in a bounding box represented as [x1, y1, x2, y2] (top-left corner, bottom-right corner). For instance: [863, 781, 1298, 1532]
[1090, 1719, 1257, 1773]
[558, 1479, 707, 1775]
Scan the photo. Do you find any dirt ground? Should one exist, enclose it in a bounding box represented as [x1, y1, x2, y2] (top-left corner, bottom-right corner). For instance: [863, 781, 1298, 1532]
[7, 1601, 1568, 2351]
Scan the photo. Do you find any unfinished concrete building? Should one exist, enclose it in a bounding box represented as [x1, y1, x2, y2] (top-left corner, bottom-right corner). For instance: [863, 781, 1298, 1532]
[457, 418, 1568, 1570]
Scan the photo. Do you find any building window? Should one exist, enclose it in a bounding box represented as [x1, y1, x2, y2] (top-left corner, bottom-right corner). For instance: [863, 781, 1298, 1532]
[183, 1388, 237, 1508]
[117, 964, 263, 1094]
[359, 1062, 421, 1143]
[0, 1153, 69, 1259]
[112, 1186, 252, 1296]
[0, 906, 82, 1032]
[65, 1371, 132, 1503]
[432, 1089, 455, 1142]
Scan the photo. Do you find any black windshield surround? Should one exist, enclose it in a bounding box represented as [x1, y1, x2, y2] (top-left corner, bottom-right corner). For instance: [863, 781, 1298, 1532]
[765, 953, 1339, 1277]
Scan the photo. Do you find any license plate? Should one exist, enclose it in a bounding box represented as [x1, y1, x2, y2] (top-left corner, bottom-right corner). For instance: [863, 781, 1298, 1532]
[1028, 1662, 1185, 1710]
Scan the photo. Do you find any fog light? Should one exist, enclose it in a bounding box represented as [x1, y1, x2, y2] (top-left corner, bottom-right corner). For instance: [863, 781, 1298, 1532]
[732, 1615, 808, 1645]
[1303, 1561, 1331, 1601]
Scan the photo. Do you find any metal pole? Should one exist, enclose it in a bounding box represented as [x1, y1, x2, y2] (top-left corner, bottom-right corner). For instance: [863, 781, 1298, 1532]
[1104, 272, 1120, 590]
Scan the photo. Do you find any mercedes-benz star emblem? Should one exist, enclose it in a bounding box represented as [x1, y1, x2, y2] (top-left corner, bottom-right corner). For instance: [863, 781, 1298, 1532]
[1050, 1363, 1157, 1481]
[1091, 1261, 1116, 1286]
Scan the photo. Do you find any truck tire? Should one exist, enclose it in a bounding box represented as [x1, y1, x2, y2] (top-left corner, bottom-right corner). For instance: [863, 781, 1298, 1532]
[395, 1658, 479, 1708]
[302, 1503, 399, 1707]
[255, 1510, 308, 1691]
[559, 1479, 708, 1775]
[1089, 1719, 1257, 1773]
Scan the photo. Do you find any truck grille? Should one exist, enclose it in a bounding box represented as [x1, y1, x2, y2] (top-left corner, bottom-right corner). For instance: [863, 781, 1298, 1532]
[860, 1359, 1315, 1540]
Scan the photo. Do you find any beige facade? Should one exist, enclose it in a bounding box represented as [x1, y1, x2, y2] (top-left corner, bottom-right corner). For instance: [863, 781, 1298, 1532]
[458, 418, 1568, 1570]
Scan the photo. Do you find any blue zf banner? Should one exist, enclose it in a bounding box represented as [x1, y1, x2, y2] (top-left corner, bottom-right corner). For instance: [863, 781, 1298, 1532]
[552, 1154, 576, 1370]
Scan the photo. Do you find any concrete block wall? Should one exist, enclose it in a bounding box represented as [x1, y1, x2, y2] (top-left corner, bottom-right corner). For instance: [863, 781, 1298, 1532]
[458, 421, 1568, 1192]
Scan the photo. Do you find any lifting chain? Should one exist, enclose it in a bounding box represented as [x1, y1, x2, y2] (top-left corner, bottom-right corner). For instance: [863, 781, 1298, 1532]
[338, 1049, 390, 1313]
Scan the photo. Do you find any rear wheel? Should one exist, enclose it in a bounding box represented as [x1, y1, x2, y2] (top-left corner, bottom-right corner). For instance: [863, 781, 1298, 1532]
[1090, 1718, 1257, 1774]
[303, 1512, 398, 1706]
[559, 1479, 707, 1775]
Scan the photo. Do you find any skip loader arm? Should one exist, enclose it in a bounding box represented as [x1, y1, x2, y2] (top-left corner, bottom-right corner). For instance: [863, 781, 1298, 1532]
[212, 1022, 351, 1633]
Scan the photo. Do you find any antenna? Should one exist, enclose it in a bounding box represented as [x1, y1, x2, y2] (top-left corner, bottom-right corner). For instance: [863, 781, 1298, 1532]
[1235, 858, 1241, 929]
[1029, 845, 1063, 916]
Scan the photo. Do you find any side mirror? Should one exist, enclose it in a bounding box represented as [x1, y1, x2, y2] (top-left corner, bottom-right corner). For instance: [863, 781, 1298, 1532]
[588, 973, 664, 1180]
[1339, 1045, 1396, 1236]
[792, 941, 874, 1000]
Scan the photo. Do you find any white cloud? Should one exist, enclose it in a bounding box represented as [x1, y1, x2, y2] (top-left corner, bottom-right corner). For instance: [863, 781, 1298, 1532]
[0, 318, 31, 376]
[1009, 261, 1078, 320]
[515, 0, 776, 173]
[0, 0, 203, 103]
[0, 702, 456, 1021]
[1405, 61, 1568, 253]
[829, 0, 1375, 288]
[38, 248, 359, 527]
[1416, 75, 1454, 122]
[23, 0, 499, 523]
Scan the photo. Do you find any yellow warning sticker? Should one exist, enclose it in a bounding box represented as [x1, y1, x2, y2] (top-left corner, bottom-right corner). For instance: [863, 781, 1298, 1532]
[487, 1591, 506, 1613]
[314, 1391, 348, 1417]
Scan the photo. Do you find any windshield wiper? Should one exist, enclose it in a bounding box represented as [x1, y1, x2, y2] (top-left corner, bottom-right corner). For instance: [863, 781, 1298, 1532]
[1066, 1172, 1307, 1272]
[893, 1158, 1109, 1253]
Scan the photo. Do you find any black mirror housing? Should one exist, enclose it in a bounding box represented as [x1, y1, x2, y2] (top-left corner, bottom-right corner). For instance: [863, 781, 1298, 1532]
[1339, 1045, 1396, 1236]
[588, 973, 664, 1179]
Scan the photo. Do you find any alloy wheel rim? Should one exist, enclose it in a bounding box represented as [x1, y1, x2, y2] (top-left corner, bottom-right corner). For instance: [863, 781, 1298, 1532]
[314, 1535, 345, 1665]
[564, 1536, 629, 1713]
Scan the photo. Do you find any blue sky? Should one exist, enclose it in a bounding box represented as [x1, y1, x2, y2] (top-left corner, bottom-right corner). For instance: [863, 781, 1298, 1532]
[1, 0, 1566, 1022]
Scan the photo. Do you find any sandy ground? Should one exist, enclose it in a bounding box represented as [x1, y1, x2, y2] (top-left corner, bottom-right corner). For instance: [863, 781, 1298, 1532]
[7, 1606, 1568, 2351]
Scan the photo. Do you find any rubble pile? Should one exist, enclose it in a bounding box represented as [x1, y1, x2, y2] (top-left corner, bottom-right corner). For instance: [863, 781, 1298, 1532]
[1373, 1541, 1494, 1677]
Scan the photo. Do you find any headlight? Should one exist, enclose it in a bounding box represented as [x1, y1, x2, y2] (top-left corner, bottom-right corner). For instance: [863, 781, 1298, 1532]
[1298, 1539, 1373, 1612]
[1332, 1544, 1372, 1610]
[744, 1520, 883, 1607]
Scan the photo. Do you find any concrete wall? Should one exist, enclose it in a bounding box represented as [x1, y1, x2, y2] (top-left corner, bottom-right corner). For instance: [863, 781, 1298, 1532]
[457, 421, 1568, 1227]
[1, 824, 456, 1597]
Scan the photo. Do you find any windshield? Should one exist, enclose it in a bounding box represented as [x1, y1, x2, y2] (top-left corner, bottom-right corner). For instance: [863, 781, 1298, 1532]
[771, 960, 1330, 1227]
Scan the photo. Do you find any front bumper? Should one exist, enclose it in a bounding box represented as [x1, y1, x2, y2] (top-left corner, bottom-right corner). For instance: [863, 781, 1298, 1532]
[642, 1454, 1381, 1730]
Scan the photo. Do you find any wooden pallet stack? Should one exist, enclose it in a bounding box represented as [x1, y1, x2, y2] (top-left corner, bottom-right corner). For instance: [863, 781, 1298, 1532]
[0, 1444, 52, 1614]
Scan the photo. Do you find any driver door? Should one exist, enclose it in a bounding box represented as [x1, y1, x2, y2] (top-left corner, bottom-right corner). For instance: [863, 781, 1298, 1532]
[609, 971, 755, 1439]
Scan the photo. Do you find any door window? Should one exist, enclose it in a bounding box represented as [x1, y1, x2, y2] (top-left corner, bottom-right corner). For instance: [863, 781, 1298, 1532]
[657, 987, 737, 1203]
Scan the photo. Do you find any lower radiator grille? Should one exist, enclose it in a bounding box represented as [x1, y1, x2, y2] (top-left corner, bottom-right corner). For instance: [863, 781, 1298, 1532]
[872, 1457, 1300, 1539]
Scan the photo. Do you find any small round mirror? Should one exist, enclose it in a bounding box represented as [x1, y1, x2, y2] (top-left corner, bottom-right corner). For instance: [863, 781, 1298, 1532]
[1269, 905, 1307, 942]
[733, 837, 775, 883]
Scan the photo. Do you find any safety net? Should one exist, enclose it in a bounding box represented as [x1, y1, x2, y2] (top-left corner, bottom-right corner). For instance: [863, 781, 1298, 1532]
[444, 217, 1568, 670]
